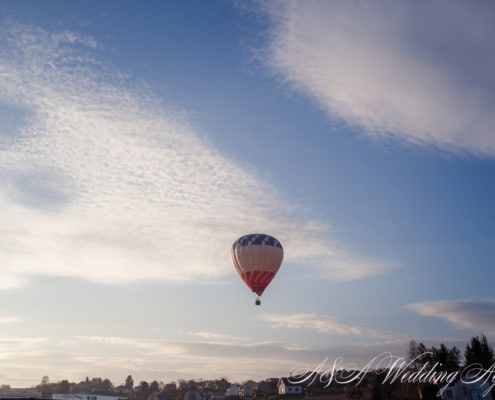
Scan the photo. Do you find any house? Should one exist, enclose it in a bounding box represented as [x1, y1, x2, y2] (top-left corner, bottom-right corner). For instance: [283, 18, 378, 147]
[51, 395, 127, 400]
[238, 382, 257, 398]
[225, 385, 239, 398]
[157, 384, 178, 400]
[277, 379, 303, 396]
[253, 382, 272, 397]
[176, 386, 203, 400]
[114, 388, 130, 395]
[441, 381, 493, 400]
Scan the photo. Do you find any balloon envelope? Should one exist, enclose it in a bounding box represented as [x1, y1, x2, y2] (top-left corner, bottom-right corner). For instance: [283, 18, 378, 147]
[231, 233, 283, 296]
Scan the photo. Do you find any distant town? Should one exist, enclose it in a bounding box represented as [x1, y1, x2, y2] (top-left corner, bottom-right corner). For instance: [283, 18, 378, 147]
[1, 335, 494, 400]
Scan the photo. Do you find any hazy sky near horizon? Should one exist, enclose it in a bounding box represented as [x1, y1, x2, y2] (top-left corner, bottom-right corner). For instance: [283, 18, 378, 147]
[1, 0, 495, 388]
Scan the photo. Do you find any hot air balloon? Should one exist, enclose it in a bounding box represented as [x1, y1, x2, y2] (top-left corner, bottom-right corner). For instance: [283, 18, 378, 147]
[231, 233, 283, 305]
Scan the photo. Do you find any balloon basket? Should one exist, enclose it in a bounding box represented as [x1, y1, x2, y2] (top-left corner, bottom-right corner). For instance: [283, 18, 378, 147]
[255, 298, 261, 306]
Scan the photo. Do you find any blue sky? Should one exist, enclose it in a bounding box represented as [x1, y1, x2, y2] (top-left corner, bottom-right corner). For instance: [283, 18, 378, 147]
[1, 0, 495, 388]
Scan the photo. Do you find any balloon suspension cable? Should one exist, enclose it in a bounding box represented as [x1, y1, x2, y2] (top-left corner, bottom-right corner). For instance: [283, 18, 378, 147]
[255, 297, 261, 306]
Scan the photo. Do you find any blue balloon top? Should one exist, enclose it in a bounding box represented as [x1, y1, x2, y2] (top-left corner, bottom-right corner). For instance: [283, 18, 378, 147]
[233, 233, 283, 249]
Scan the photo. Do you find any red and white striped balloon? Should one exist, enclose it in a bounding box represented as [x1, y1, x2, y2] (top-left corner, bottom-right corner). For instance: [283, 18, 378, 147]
[231, 233, 283, 298]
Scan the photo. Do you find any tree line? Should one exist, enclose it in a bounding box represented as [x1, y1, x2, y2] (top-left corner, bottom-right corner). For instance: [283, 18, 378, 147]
[407, 333, 494, 371]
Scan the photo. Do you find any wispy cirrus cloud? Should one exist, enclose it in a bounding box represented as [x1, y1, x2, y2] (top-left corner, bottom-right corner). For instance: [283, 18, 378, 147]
[258, 313, 387, 337]
[261, 1, 495, 156]
[0, 20, 392, 289]
[406, 298, 495, 335]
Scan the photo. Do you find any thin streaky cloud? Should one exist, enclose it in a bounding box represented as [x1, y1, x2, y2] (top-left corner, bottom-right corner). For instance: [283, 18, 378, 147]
[184, 331, 250, 343]
[261, 1, 495, 157]
[0, 315, 22, 324]
[258, 313, 388, 337]
[0, 337, 48, 360]
[406, 299, 495, 336]
[0, 20, 392, 289]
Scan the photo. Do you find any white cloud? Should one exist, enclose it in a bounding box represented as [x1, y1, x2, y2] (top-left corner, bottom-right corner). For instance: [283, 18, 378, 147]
[0, 315, 22, 324]
[184, 331, 250, 343]
[258, 313, 388, 337]
[262, 1, 495, 156]
[406, 298, 495, 335]
[0, 20, 392, 289]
